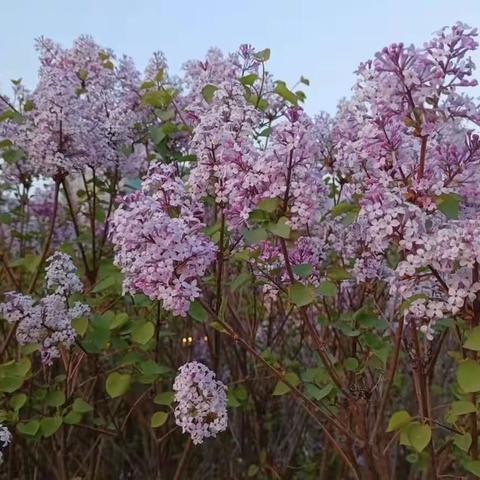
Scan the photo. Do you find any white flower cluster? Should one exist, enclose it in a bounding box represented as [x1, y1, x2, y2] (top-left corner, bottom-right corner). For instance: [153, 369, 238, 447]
[173, 361, 228, 445]
[45, 251, 83, 296]
[0, 424, 11, 464]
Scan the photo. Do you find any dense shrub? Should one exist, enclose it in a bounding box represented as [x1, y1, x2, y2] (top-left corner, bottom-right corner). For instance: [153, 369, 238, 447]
[0, 22, 480, 479]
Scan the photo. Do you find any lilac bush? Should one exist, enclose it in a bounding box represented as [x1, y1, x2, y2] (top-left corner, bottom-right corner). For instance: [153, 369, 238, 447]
[0, 22, 479, 479]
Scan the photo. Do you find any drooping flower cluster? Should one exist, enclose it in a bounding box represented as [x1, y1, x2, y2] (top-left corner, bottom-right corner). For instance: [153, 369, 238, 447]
[109, 164, 217, 316]
[0, 424, 11, 464]
[0, 252, 89, 364]
[173, 361, 228, 445]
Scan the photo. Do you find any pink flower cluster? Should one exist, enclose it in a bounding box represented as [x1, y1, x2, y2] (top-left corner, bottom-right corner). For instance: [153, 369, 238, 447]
[173, 361, 228, 445]
[109, 164, 217, 316]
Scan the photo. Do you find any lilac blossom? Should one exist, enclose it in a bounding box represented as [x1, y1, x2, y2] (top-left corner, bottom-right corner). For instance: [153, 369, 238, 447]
[173, 361, 228, 445]
[0, 252, 89, 364]
[0, 424, 11, 464]
[45, 251, 83, 296]
[109, 164, 216, 316]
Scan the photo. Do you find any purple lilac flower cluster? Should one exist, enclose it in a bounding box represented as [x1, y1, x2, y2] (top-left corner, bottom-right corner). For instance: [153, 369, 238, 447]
[109, 164, 217, 316]
[173, 361, 228, 445]
[0, 252, 89, 364]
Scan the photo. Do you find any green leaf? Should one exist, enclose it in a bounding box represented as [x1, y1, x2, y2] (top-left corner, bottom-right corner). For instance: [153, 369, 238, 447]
[254, 48, 271, 61]
[354, 309, 385, 329]
[274, 82, 297, 105]
[400, 424, 412, 446]
[331, 201, 356, 217]
[227, 390, 241, 407]
[408, 423, 431, 453]
[292, 264, 313, 278]
[300, 76, 310, 86]
[131, 322, 154, 344]
[305, 383, 333, 401]
[188, 301, 208, 323]
[239, 74, 258, 86]
[105, 373, 131, 399]
[436, 193, 461, 219]
[155, 68, 165, 82]
[72, 316, 88, 336]
[10, 393, 27, 411]
[110, 313, 128, 330]
[63, 411, 82, 425]
[465, 459, 480, 477]
[327, 266, 351, 282]
[288, 283, 315, 307]
[246, 94, 268, 110]
[142, 90, 172, 108]
[457, 359, 480, 393]
[256, 197, 280, 213]
[201, 84, 218, 103]
[318, 281, 337, 297]
[453, 432, 472, 452]
[241, 227, 268, 244]
[247, 464, 260, 477]
[153, 391, 175, 406]
[272, 372, 300, 396]
[3, 148, 25, 164]
[17, 420, 40, 436]
[345, 357, 359, 371]
[230, 272, 250, 292]
[150, 125, 166, 145]
[72, 398, 93, 413]
[139, 361, 170, 376]
[0, 376, 24, 393]
[268, 219, 291, 239]
[387, 410, 411, 432]
[464, 326, 480, 351]
[140, 80, 155, 90]
[92, 276, 116, 293]
[450, 400, 477, 416]
[23, 99, 34, 112]
[45, 390, 66, 408]
[40, 416, 62, 438]
[151, 411, 168, 428]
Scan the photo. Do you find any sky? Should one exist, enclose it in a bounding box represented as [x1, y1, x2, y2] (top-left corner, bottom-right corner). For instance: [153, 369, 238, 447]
[1, 0, 480, 114]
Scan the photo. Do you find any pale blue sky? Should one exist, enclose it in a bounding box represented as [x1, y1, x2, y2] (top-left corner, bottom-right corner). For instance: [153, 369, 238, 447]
[1, 0, 479, 114]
